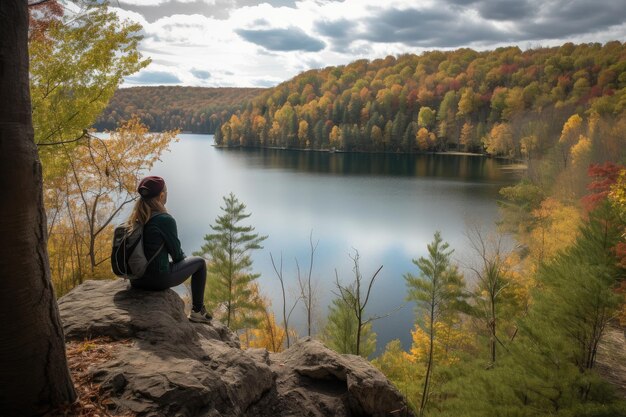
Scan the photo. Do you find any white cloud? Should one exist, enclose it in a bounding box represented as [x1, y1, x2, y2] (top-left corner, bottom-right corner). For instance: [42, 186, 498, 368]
[112, 7, 149, 27]
[111, 0, 626, 87]
[118, 0, 216, 6]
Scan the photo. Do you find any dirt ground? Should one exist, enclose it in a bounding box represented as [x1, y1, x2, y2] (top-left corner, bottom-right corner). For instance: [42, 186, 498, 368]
[43, 339, 134, 417]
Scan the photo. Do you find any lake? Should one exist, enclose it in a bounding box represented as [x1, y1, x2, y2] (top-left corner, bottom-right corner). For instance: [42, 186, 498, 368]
[147, 134, 521, 354]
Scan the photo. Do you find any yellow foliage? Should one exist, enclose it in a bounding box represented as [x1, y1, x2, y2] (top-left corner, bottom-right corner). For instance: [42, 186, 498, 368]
[503, 252, 532, 314]
[527, 198, 580, 265]
[609, 169, 626, 215]
[373, 340, 412, 378]
[484, 123, 514, 157]
[268, 120, 281, 145]
[298, 120, 309, 146]
[78, 342, 98, 353]
[238, 285, 296, 352]
[242, 310, 290, 352]
[570, 135, 592, 169]
[329, 125, 342, 148]
[459, 122, 474, 149]
[415, 127, 434, 151]
[520, 135, 539, 159]
[559, 114, 583, 146]
[372, 340, 422, 411]
[45, 117, 177, 295]
[30, 5, 149, 150]
[406, 316, 469, 366]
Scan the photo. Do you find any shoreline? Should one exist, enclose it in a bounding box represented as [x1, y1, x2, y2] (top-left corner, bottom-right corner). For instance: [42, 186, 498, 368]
[211, 144, 528, 168]
[212, 143, 487, 157]
[95, 132, 527, 168]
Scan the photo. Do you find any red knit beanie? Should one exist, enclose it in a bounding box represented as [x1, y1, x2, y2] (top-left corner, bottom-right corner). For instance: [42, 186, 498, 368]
[137, 176, 165, 199]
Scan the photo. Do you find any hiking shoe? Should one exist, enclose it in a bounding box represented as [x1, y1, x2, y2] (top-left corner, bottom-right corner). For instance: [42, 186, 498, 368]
[189, 306, 212, 324]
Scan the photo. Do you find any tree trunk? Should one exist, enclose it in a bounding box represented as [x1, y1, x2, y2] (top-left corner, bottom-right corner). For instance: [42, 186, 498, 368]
[491, 294, 496, 364]
[0, 2, 76, 415]
[420, 304, 435, 417]
[356, 321, 361, 356]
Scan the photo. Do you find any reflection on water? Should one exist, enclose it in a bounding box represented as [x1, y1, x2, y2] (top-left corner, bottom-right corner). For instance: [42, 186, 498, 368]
[149, 135, 521, 355]
[218, 147, 513, 182]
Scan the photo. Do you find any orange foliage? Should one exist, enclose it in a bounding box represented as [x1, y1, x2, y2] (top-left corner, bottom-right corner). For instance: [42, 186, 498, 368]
[95, 86, 264, 134]
[100, 43, 626, 160]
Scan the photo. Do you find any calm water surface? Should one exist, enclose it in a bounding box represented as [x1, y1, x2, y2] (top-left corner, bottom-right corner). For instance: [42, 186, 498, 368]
[148, 134, 521, 354]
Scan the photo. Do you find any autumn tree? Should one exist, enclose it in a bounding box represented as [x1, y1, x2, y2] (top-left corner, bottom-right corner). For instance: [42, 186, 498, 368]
[457, 88, 477, 120]
[46, 119, 176, 294]
[195, 193, 267, 331]
[527, 198, 580, 265]
[459, 121, 475, 151]
[28, 0, 62, 41]
[416, 127, 435, 151]
[298, 119, 309, 148]
[483, 123, 514, 157]
[373, 340, 416, 403]
[239, 284, 291, 352]
[406, 315, 469, 371]
[243, 307, 289, 352]
[166, 42, 626, 162]
[558, 114, 584, 168]
[502, 87, 524, 121]
[28, 0, 155, 295]
[417, 106, 436, 130]
[30, 3, 148, 152]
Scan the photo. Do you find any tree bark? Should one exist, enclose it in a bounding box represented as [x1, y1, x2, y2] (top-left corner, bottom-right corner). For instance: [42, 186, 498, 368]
[0, 1, 76, 415]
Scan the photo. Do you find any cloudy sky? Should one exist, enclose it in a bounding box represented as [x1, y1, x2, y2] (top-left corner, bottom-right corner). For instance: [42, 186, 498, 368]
[111, 0, 626, 88]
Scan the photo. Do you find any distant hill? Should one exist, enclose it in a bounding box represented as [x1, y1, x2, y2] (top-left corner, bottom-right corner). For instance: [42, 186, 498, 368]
[216, 42, 626, 157]
[93, 86, 265, 133]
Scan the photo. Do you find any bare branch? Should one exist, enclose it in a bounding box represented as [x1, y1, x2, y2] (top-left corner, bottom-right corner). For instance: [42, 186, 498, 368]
[362, 264, 383, 311]
[363, 303, 406, 325]
[36, 130, 88, 147]
[28, 0, 54, 6]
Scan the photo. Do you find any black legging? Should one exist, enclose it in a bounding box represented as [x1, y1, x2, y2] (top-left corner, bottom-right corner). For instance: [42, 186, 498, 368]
[130, 256, 207, 310]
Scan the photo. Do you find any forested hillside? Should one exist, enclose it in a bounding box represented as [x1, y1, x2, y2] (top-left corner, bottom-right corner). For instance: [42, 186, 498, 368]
[93, 86, 265, 133]
[217, 42, 626, 158]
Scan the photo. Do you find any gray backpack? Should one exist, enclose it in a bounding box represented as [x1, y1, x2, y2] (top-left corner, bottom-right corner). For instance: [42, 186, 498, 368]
[111, 214, 164, 279]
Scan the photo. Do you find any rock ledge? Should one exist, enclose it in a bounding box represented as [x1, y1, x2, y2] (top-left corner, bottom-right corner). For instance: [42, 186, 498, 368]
[58, 279, 414, 417]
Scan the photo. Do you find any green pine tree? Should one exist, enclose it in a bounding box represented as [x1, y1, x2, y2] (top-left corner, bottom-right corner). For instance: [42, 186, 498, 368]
[438, 203, 626, 417]
[405, 231, 467, 417]
[508, 202, 625, 413]
[194, 193, 267, 331]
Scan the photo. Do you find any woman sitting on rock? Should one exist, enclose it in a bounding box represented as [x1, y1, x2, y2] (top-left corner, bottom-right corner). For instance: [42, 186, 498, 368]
[125, 175, 213, 324]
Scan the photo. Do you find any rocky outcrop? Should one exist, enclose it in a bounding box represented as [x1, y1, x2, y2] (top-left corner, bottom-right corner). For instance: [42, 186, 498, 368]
[58, 279, 415, 417]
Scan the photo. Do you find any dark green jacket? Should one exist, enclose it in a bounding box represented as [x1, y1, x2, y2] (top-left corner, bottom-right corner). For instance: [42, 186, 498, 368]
[143, 213, 185, 275]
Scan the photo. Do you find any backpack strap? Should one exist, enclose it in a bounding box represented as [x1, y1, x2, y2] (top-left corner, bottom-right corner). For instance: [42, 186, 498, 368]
[146, 241, 165, 266]
[144, 212, 167, 266]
